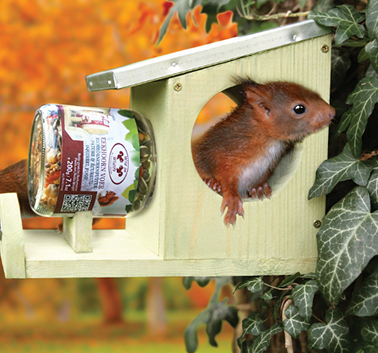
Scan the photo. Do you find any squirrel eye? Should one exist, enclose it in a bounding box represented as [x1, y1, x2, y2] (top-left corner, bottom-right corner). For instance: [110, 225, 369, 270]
[293, 104, 306, 114]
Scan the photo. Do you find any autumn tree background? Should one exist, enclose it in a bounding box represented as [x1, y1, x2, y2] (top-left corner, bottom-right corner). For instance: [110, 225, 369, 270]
[0, 0, 238, 351]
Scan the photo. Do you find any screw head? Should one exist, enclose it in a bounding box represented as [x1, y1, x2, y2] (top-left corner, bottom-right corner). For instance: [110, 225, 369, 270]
[174, 83, 182, 91]
[313, 220, 322, 229]
[321, 45, 329, 53]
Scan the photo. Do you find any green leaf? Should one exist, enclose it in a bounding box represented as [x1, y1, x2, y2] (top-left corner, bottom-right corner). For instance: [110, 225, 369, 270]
[238, 313, 263, 347]
[367, 64, 378, 79]
[291, 280, 319, 322]
[367, 169, 378, 208]
[157, 0, 232, 44]
[157, 0, 198, 45]
[331, 49, 351, 89]
[308, 308, 350, 352]
[366, 39, 378, 74]
[316, 187, 378, 305]
[333, 108, 353, 140]
[260, 290, 273, 300]
[279, 273, 301, 288]
[118, 109, 134, 119]
[200, 0, 233, 32]
[312, 0, 335, 13]
[346, 267, 378, 317]
[184, 277, 234, 353]
[308, 144, 377, 199]
[122, 183, 137, 202]
[206, 301, 239, 347]
[366, 0, 378, 40]
[235, 277, 264, 293]
[299, 0, 307, 8]
[345, 77, 378, 158]
[185, 310, 211, 353]
[360, 344, 378, 353]
[245, 323, 283, 353]
[308, 5, 365, 45]
[256, 0, 270, 9]
[358, 47, 369, 63]
[283, 304, 310, 338]
[361, 321, 378, 346]
[183, 277, 212, 290]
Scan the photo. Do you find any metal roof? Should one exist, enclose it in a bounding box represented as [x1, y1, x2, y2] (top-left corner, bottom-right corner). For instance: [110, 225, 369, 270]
[85, 20, 330, 92]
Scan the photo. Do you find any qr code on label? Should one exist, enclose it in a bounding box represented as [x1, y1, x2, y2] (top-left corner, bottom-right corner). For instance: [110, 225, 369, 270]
[61, 194, 92, 212]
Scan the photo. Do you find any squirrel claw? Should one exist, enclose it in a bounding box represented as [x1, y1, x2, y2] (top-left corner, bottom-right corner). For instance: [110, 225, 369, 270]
[203, 178, 222, 195]
[221, 194, 244, 227]
[249, 182, 272, 200]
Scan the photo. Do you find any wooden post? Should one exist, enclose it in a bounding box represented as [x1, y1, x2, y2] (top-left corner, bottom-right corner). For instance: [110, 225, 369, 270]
[0, 193, 26, 278]
[63, 211, 93, 253]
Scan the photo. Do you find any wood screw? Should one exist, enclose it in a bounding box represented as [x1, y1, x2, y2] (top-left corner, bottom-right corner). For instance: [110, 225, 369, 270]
[321, 45, 329, 53]
[313, 220, 322, 229]
[174, 83, 182, 91]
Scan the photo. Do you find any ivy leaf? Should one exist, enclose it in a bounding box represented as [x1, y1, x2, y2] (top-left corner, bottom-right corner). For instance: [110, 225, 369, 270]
[185, 300, 238, 352]
[260, 290, 273, 301]
[308, 308, 350, 352]
[367, 169, 378, 208]
[316, 187, 378, 305]
[366, 0, 378, 40]
[283, 305, 310, 338]
[333, 108, 353, 141]
[367, 64, 378, 79]
[235, 277, 264, 294]
[200, 0, 233, 32]
[299, 0, 308, 8]
[359, 344, 378, 353]
[291, 280, 319, 322]
[237, 313, 263, 348]
[331, 49, 351, 90]
[308, 144, 377, 199]
[240, 323, 283, 353]
[308, 5, 365, 45]
[185, 277, 234, 353]
[346, 77, 378, 158]
[361, 321, 378, 347]
[365, 39, 378, 74]
[279, 272, 301, 288]
[206, 301, 239, 347]
[157, 0, 200, 45]
[346, 267, 378, 317]
[157, 0, 232, 44]
[182, 277, 212, 290]
[185, 310, 211, 353]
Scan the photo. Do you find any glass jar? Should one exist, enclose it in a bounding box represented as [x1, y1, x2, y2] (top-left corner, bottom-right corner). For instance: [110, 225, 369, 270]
[28, 104, 156, 217]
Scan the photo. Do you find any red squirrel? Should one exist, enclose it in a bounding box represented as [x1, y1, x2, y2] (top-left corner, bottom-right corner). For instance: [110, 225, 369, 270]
[192, 78, 335, 226]
[0, 159, 35, 218]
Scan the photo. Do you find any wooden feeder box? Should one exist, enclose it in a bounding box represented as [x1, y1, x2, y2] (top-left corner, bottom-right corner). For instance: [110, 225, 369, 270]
[0, 20, 332, 279]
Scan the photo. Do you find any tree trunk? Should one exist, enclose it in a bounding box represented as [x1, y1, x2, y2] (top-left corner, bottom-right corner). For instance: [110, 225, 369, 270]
[96, 278, 124, 325]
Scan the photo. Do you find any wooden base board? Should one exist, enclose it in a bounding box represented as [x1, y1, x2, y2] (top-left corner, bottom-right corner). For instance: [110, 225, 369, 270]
[21, 229, 316, 278]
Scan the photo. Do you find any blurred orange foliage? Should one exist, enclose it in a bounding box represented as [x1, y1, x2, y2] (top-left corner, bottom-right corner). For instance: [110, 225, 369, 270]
[0, 0, 237, 228]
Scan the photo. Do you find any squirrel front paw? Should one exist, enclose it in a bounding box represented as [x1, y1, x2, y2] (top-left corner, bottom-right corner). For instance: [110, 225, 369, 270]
[203, 178, 222, 195]
[249, 182, 272, 200]
[220, 194, 244, 227]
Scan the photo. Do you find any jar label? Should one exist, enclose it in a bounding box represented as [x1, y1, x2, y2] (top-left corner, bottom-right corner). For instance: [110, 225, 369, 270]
[45, 105, 140, 216]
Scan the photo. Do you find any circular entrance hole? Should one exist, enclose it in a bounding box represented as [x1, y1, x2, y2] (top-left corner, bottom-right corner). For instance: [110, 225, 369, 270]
[191, 86, 303, 201]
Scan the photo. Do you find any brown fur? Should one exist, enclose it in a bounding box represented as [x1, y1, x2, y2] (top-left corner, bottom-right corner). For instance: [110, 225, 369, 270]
[192, 79, 335, 226]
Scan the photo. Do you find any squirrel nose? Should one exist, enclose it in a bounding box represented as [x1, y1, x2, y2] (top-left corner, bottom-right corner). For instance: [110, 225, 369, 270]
[329, 106, 336, 120]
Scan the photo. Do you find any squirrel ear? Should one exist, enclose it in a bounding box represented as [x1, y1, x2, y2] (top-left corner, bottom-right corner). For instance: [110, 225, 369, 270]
[245, 88, 263, 104]
[245, 87, 271, 117]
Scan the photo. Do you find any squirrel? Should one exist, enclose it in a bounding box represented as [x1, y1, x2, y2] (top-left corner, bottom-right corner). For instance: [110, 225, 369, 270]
[0, 159, 35, 218]
[192, 78, 335, 226]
